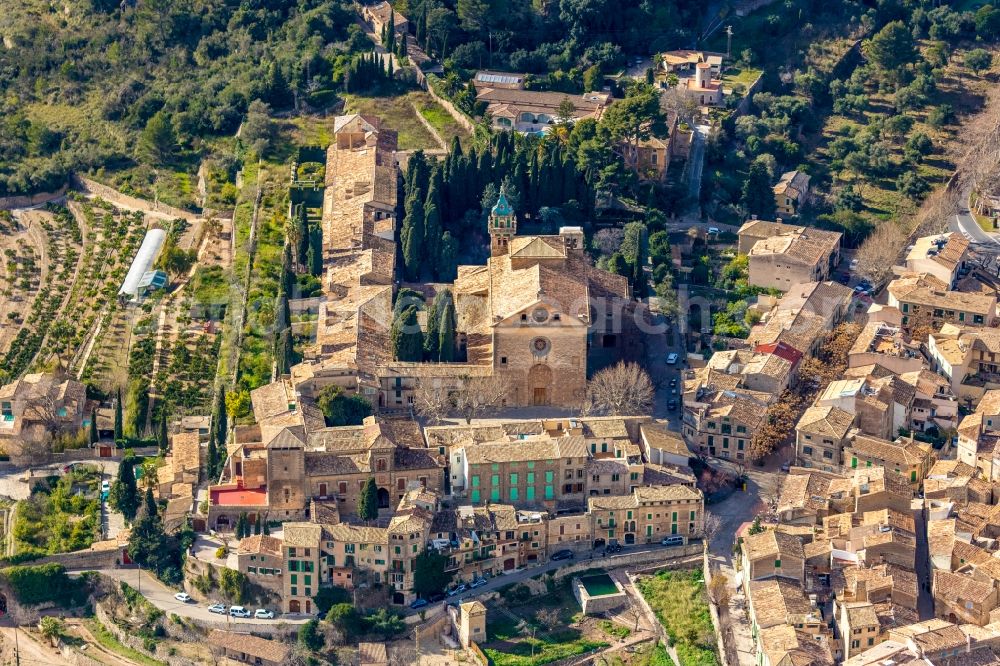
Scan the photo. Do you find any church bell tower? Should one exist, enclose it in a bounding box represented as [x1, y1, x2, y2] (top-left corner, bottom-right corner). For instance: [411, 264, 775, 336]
[488, 188, 516, 256]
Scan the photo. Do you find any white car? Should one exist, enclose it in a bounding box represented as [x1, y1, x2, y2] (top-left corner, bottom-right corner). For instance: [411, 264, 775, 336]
[229, 606, 251, 618]
[101, 480, 110, 494]
[174, 592, 192, 603]
[666, 353, 679, 365]
[707, 226, 721, 235]
[207, 603, 227, 614]
[254, 609, 275, 619]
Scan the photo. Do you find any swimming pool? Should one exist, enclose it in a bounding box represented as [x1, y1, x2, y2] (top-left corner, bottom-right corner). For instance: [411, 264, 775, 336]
[579, 573, 618, 597]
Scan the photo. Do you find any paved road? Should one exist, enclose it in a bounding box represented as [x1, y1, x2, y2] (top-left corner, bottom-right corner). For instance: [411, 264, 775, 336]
[950, 186, 1000, 246]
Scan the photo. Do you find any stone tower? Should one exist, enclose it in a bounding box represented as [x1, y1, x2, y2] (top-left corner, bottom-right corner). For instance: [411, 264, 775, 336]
[488, 188, 516, 256]
[459, 600, 487, 647]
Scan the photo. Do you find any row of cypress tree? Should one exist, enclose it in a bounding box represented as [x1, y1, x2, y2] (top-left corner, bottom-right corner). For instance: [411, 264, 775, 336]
[399, 133, 594, 282]
[390, 289, 457, 363]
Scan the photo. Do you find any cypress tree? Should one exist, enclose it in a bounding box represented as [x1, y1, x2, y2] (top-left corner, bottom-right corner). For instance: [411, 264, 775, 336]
[402, 191, 424, 282]
[89, 407, 98, 445]
[263, 516, 271, 535]
[438, 289, 456, 363]
[113, 387, 123, 441]
[157, 411, 168, 455]
[214, 388, 228, 453]
[266, 61, 291, 109]
[206, 430, 217, 482]
[424, 293, 441, 360]
[423, 203, 442, 278]
[109, 459, 140, 522]
[437, 231, 458, 281]
[296, 207, 309, 268]
[391, 305, 423, 362]
[308, 225, 323, 277]
[276, 327, 296, 376]
[358, 477, 379, 523]
[254, 515, 261, 535]
[281, 243, 295, 296]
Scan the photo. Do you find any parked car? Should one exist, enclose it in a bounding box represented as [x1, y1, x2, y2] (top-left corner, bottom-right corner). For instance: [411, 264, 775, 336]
[447, 584, 467, 597]
[607, 540, 623, 553]
[207, 604, 227, 614]
[428, 593, 446, 603]
[669, 377, 677, 387]
[229, 606, 251, 618]
[667, 399, 678, 411]
[174, 592, 192, 603]
[410, 598, 429, 610]
[254, 609, 274, 619]
[666, 352, 679, 365]
[780, 462, 790, 473]
[551, 549, 574, 561]
[470, 578, 487, 588]
[101, 480, 110, 494]
[661, 536, 685, 547]
[707, 227, 721, 235]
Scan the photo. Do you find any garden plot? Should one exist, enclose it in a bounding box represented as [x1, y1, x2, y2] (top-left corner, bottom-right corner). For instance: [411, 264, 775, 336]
[1, 206, 83, 379]
[0, 210, 51, 359]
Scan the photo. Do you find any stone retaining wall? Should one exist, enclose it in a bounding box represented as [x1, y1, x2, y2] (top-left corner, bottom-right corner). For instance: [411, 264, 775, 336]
[73, 176, 200, 221]
[0, 186, 67, 210]
[95, 600, 201, 666]
[702, 551, 732, 666]
[424, 76, 476, 134]
[551, 543, 702, 582]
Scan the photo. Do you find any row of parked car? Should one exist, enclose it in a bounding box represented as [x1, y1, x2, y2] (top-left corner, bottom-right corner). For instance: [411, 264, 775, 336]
[409, 577, 489, 609]
[173, 593, 274, 619]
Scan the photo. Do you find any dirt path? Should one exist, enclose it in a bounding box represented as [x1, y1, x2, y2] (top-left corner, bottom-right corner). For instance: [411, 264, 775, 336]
[65, 619, 148, 666]
[0, 625, 73, 666]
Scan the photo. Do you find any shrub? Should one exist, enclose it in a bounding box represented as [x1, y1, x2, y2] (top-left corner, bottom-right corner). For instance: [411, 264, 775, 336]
[215, 546, 227, 559]
[0, 563, 88, 607]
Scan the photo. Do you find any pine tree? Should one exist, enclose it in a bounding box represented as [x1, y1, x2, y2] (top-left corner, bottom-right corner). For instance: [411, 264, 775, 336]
[113, 387, 123, 441]
[266, 61, 291, 109]
[438, 289, 456, 363]
[402, 191, 424, 281]
[157, 411, 168, 455]
[358, 477, 379, 523]
[391, 305, 424, 362]
[89, 408, 98, 445]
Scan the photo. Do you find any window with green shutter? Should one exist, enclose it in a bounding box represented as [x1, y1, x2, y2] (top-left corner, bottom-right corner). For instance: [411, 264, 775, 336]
[672, 512, 677, 521]
[545, 471, 553, 482]
[775, 560, 781, 568]
[851, 457, 857, 468]
[527, 472, 534, 484]
[510, 487, 518, 501]
[471, 489, 480, 502]
[911, 470, 917, 482]
[526, 486, 535, 500]
[544, 485, 553, 499]
[491, 488, 500, 501]
[510, 473, 518, 484]
[690, 511, 695, 520]
[472, 475, 480, 487]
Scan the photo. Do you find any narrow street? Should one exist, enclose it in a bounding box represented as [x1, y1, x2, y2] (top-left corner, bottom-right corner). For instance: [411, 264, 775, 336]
[685, 125, 711, 214]
[950, 185, 1000, 246]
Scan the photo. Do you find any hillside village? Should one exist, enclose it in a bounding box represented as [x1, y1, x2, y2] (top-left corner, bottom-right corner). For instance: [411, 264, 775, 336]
[3, 0, 1000, 665]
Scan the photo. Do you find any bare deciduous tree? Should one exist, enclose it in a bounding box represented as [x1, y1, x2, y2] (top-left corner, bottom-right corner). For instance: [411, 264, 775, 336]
[535, 608, 561, 632]
[587, 361, 654, 416]
[707, 570, 731, 608]
[855, 221, 906, 286]
[453, 374, 512, 424]
[412, 380, 452, 424]
[701, 511, 723, 545]
[593, 228, 625, 256]
[760, 474, 784, 513]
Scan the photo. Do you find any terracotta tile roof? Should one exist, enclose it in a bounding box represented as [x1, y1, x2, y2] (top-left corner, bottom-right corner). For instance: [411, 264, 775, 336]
[640, 422, 689, 456]
[634, 485, 703, 503]
[207, 631, 290, 663]
[238, 534, 283, 556]
[747, 224, 841, 266]
[797, 405, 855, 438]
[846, 434, 929, 468]
[743, 528, 804, 561]
[773, 170, 811, 200]
[758, 625, 835, 666]
[935, 569, 996, 605]
[889, 272, 996, 315]
[325, 523, 388, 543]
[464, 435, 587, 464]
[748, 578, 814, 628]
[845, 602, 879, 628]
[282, 522, 322, 548]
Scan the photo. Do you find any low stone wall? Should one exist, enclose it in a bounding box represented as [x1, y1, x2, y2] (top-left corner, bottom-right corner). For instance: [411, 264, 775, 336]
[702, 551, 732, 666]
[573, 576, 628, 615]
[73, 176, 200, 221]
[62, 646, 104, 666]
[0, 186, 67, 210]
[424, 76, 476, 134]
[95, 600, 201, 666]
[29, 547, 120, 570]
[551, 543, 703, 582]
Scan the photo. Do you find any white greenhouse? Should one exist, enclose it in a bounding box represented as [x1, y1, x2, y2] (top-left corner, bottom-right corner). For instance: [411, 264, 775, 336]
[118, 228, 167, 302]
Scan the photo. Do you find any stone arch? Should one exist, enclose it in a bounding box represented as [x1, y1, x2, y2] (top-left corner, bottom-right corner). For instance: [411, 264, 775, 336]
[527, 364, 554, 406]
[377, 487, 391, 509]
